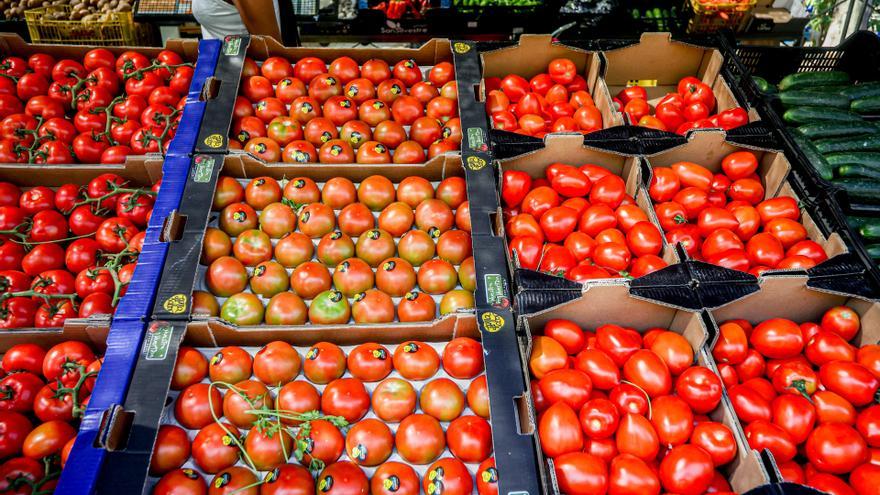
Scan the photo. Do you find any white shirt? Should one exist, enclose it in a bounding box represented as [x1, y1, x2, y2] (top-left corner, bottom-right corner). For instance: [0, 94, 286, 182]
[192, 0, 249, 39]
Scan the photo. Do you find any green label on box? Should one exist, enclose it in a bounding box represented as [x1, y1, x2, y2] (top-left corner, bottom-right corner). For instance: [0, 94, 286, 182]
[223, 36, 242, 56]
[143, 323, 174, 361]
[467, 127, 487, 151]
[193, 155, 215, 183]
[484, 273, 509, 308]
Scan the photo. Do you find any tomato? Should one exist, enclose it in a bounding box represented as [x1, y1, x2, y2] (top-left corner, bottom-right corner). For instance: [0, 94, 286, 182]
[616, 412, 659, 461]
[232, 229, 273, 266]
[393, 413, 445, 465]
[820, 361, 879, 407]
[300, 342, 345, 384]
[170, 346, 208, 391]
[553, 452, 608, 495]
[207, 346, 252, 385]
[805, 423, 868, 475]
[820, 305, 861, 340]
[675, 366, 723, 414]
[271, 381, 318, 426]
[689, 421, 737, 467]
[22, 420, 75, 459]
[150, 425, 191, 475]
[297, 419, 344, 465]
[0, 372, 42, 414]
[539, 401, 584, 458]
[607, 453, 660, 495]
[658, 444, 714, 495]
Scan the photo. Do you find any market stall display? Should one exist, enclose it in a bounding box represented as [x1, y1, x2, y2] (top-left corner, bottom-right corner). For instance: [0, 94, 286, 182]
[7, 28, 880, 495]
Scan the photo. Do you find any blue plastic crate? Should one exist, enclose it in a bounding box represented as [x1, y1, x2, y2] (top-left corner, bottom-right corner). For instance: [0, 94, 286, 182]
[113, 153, 191, 320]
[54, 317, 148, 494]
[165, 38, 220, 157]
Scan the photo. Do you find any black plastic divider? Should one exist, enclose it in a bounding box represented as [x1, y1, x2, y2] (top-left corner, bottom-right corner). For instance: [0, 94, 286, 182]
[194, 35, 249, 154]
[454, 37, 543, 495]
[96, 153, 226, 493]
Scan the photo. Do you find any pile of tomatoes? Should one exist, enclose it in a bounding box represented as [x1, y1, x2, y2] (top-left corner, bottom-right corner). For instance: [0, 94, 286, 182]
[716, 306, 880, 495]
[197, 173, 474, 325]
[151, 338, 496, 495]
[0, 173, 155, 328]
[0, 340, 103, 491]
[0, 48, 193, 164]
[231, 56, 459, 164]
[503, 162, 668, 282]
[618, 77, 749, 134]
[648, 150, 828, 274]
[485, 58, 604, 136]
[529, 319, 737, 495]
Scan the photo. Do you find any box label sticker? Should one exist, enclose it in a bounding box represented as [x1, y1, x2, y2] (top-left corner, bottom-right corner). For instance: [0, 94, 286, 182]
[481, 312, 505, 333]
[453, 42, 471, 54]
[466, 156, 487, 171]
[163, 293, 188, 314]
[483, 273, 510, 308]
[467, 127, 488, 152]
[143, 323, 174, 360]
[627, 79, 657, 87]
[222, 36, 242, 56]
[193, 155, 215, 183]
[204, 134, 224, 149]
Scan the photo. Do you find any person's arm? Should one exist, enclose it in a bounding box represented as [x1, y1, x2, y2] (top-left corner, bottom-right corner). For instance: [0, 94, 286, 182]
[232, 0, 282, 39]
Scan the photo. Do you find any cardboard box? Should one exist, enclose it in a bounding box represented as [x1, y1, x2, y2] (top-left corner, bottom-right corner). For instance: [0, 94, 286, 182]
[478, 34, 624, 132]
[599, 32, 761, 125]
[518, 281, 772, 494]
[643, 130, 849, 273]
[493, 133, 681, 284]
[0, 157, 165, 335]
[97, 309, 541, 494]
[225, 36, 458, 163]
[706, 274, 880, 486]
[0, 34, 215, 162]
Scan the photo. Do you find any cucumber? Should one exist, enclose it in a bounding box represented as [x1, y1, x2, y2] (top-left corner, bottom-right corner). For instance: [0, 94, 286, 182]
[791, 133, 834, 180]
[840, 82, 880, 100]
[783, 106, 864, 125]
[852, 96, 880, 114]
[778, 71, 850, 91]
[779, 90, 851, 109]
[865, 244, 880, 259]
[838, 164, 880, 180]
[859, 223, 880, 241]
[795, 121, 879, 139]
[825, 152, 880, 169]
[814, 135, 880, 154]
[848, 216, 875, 229]
[832, 178, 880, 202]
[752, 76, 776, 94]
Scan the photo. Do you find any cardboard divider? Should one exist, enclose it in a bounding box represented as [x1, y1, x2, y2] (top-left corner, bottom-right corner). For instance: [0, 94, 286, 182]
[477, 34, 624, 135]
[518, 281, 772, 494]
[194, 35, 249, 155]
[164, 39, 221, 158]
[452, 40, 491, 155]
[599, 32, 760, 125]
[642, 129, 850, 277]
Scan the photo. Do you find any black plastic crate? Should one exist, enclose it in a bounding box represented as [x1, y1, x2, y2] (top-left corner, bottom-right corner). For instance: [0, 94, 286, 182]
[720, 30, 880, 214]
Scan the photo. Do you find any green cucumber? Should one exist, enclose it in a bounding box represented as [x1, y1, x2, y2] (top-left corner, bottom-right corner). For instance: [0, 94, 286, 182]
[782, 106, 863, 125]
[859, 223, 880, 241]
[752, 76, 776, 94]
[840, 82, 880, 100]
[838, 164, 880, 180]
[814, 135, 880, 154]
[825, 152, 880, 169]
[778, 71, 850, 91]
[848, 216, 876, 229]
[832, 178, 880, 202]
[864, 244, 880, 259]
[791, 133, 834, 180]
[852, 96, 880, 114]
[779, 90, 851, 109]
[795, 121, 879, 139]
